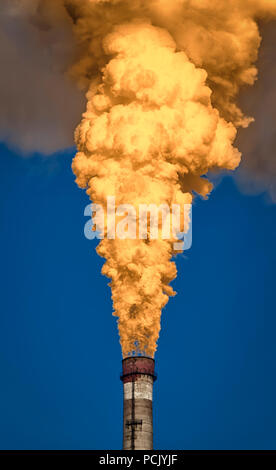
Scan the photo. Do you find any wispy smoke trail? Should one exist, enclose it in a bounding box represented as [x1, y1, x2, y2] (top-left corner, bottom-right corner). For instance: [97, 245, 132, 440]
[2, 1, 276, 355]
[0, 0, 85, 154]
[236, 22, 276, 201]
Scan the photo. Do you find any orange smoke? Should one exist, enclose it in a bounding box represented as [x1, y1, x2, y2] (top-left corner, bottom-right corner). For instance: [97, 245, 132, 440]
[10, 0, 276, 356]
[69, 0, 276, 356]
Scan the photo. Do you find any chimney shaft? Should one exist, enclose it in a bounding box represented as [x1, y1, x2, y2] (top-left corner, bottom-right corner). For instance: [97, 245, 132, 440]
[120, 356, 156, 450]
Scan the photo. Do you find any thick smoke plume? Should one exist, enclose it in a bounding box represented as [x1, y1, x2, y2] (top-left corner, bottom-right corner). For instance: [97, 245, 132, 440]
[73, 20, 240, 356]
[68, 0, 276, 356]
[3, 1, 276, 355]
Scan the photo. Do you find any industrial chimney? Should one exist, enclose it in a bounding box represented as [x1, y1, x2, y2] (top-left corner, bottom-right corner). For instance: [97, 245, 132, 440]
[120, 356, 156, 450]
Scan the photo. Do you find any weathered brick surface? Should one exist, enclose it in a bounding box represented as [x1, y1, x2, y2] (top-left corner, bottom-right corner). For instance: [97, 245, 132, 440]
[122, 356, 155, 384]
[121, 357, 155, 450]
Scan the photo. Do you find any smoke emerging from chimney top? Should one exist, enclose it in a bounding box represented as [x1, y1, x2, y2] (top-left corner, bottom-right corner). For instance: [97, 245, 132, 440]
[3, 0, 276, 355]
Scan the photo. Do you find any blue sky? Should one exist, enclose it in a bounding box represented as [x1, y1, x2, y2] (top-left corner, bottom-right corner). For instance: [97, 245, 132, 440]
[0, 142, 275, 450]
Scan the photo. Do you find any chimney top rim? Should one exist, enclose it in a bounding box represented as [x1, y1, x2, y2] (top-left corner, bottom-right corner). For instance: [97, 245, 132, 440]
[122, 355, 155, 363]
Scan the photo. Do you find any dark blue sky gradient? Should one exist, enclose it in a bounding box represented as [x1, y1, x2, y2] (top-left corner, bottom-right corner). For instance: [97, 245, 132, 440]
[0, 143, 275, 450]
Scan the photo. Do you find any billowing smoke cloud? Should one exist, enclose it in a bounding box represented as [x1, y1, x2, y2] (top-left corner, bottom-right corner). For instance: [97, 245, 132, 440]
[67, 0, 276, 356]
[2, 1, 276, 355]
[73, 20, 240, 356]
